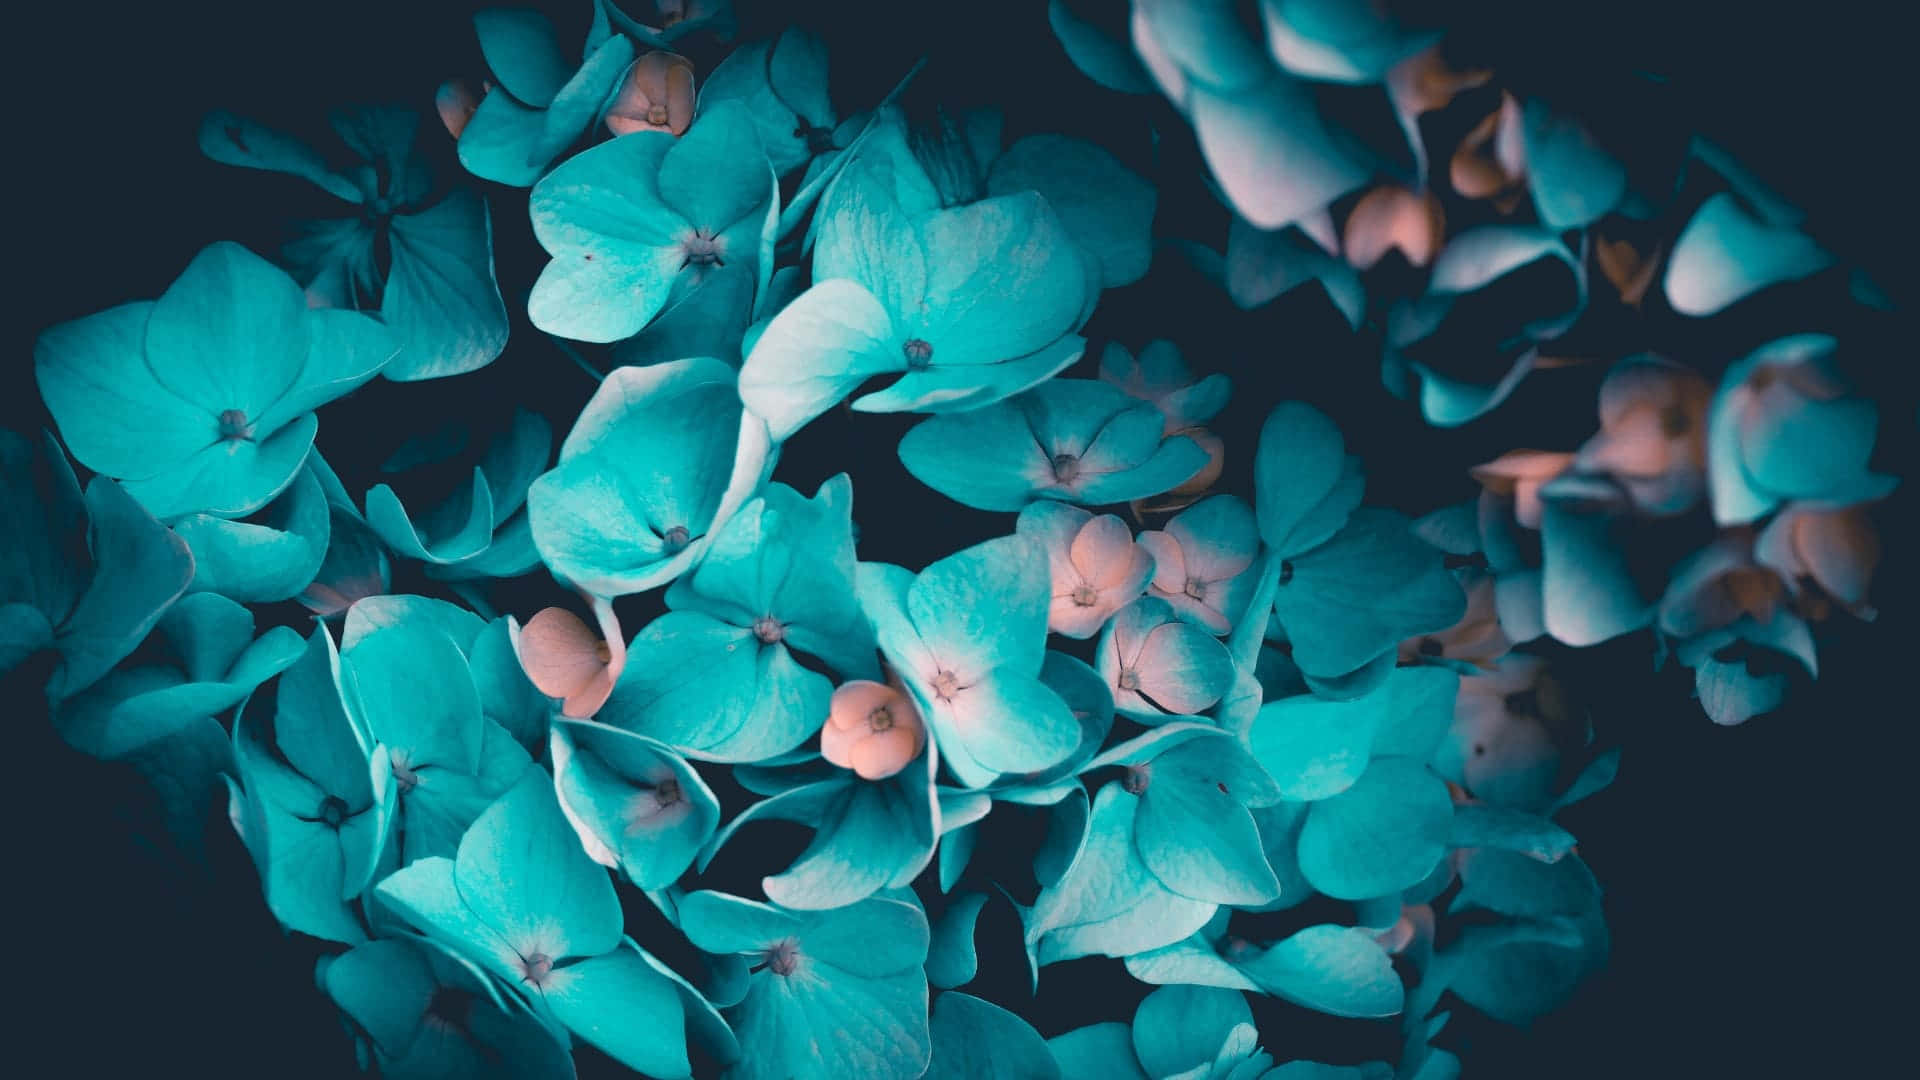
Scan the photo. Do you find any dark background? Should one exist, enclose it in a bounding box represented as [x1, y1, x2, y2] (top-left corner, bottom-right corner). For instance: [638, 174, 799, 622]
[3, 1, 1913, 1076]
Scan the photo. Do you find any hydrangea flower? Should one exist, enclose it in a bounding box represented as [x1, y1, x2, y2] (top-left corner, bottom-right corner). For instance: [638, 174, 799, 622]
[201, 106, 510, 380]
[1754, 503, 1881, 622]
[526, 358, 773, 598]
[858, 534, 1081, 788]
[526, 101, 777, 342]
[1664, 192, 1832, 317]
[375, 767, 700, 1077]
[678, 890, 931, 1080]
[821, 677, 928, 780]
[1098, 340, 1231, 510]
[1705, 333, 1897, 526]
[362, 408, 551, 580]
[605, 50, 696, 135]
[1430, 655, 1588, 812]
[450, 6, 639, 186]
[228, 626, 394, 944]
[1048, 984, 1351, 1080]
[1254, 403, 1465, 692]
[1137, 495, 1261, 634]
[51, 592, 304, 848]
[1124, 909, 1405, 1019]
[1246, 666, 1458, 899]
[319, 936, 573, 1080]
[738, 120, 1093, 439]
[600, 476, 877, 760]
[1096, 596, 1235, 722]
[898, 379, 1210, 511]
[337, 597, 533, 864]
[549, 717, 719, 887]
[0, 430, 193, 698]
[35, 243, 395, 521]
[697, 27, 835, 175]
[1567, 357, 1711, 517]
[1017, 502, 1155, 638]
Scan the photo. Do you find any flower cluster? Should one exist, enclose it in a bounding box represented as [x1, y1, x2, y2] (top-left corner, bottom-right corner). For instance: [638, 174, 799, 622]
[6, 1, 1899, 1077]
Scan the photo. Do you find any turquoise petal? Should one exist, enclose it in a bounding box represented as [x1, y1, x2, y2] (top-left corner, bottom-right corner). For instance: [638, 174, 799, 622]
[737, 278, 901, 441]
[0, 429, 88, 627]
[1131, 984, 1252, 1078]
[1135, 751, 1280, 904]
[1047, 1023, 1148, 1080]
[472, 9, 571, 106]
[456, 87, 549, 186]
[172, 460, 329, 603]
[698, 29, 836, 176]
[541, 944, 692, 1078]
[926, 894, 990, 989]
[270, 627, 376, 804]
[1664, 192, 1831, 316]
[908, 192, 1089, 368]
[119, 413, 318, 520]
[255, 306, 395, 434]
[143, 242, 307, 420]
[1137, 0, 1273, 91]
[658, 100, 777, 231]
[1296, 757, 1451, 899]
[197, 110, 364, 202]
[366, 466, 496, 565]
[927, 992, 1062, 1080]
[987, 134, 1156, 288]
[526, 131, 690, 342]
[849, 335, 1085, 416]
[453, 765, 624, 960]
[526, 34, 637, 169]
[1449, 803, 1577, 863]
[343, 619, 485, 777]
[33, 301, 207, 483]
[382, 190, 510, 380]
[1537, 476, 1652, 646]
[1253, 401, 1359, 557]
[1519, 98, 1627, 231]
[471, 617, 552, 755]
[1238, 924, 1403, 1017]
[1049, 0, 1153, 94]
[551, 719, 720, 888]
[52, 478, 194, 697]
[908, 533, 1050, 679]
[1273, 509, 1465, 680]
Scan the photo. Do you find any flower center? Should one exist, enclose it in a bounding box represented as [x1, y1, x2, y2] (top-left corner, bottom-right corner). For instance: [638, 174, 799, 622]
[390, 751, 421, 793]
[217, 409, 254, 443]
[1219, 936, 1256, 962]
[1051, 453, 1082, 483]
[1070, 584, 1099, 607]
[1659, 403, 1692, 437]
[1122, 762, 1152, 795]
[1504, 689, 1539, 718]
[931, 668, 961, 701]
[660, 525, 691, 553]
[902, 338, 933, 369]
[1183, 578, 1208, 601]
[752, 615, 786, 644]
[760, 939, 800, 977]
[867, 705, 896, 732]
[1117, 667, 1141, 691]
[594, 639, 613, 664]
[681, 229, 724, 267]
[519, 952, 554, 988]
[653, 778, 682, 808]
[647, 104, 670, 126]
[796, 122, 836, 154]
[317, 795, 350, 829]
[1278, 560, 1295, 586]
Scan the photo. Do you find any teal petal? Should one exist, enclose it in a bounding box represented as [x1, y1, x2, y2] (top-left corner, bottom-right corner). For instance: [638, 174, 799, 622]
[382, 190, 510, 380]
[907, 534, 1049, 680]
[1519, 98, 1628, 230]
[342, 594, 486, 654]
[172, 460, 329, 603]
[849, 334, 1086, 416]
[698, 29, 836, 177]
[1449, 803, 1577, 863]
[1263, 0, 1438, 82]
[118, 413, 318, 520]
[926, 992, 1062, 1080]
[453, 765, 624, 960]
[527, 33, 638, 170]
[926, 893, 990, 989]
[542, 944, 692, 1078]
[472, 9, 571, 106]
[525, 132, 690, 342]
[1047, 1023, 1148, 1080]
[197, 110, 363, 202]
[904, 192, 1090, 368]
[1225, 217, 1365, 325]
[1297, 757, 1452, 899]
[1124, 929, 1261, 992]
[0, 428, 88, 627]
[1536, 475, 1653, 646]
[1137, 0, 1273, 92]
[1253, 401, 1360, 557]
[1272, 509, 1465, 680]
[51, 478, 195, 697]
[143, 241, 307, 420]
[1135, 735, 1282, 905]
[987, 134, 1156, 288]
[613, 264, 758, 368]
[1049, 0, 1153, 94]
[737, 278, 901, 441]
[1664, 192, 1832, 316]
[471, 617, 552, 755]
[551, 719, 720, 888]
[1189, 74, 1373, 230]
[657, 100, 777, 231]
[1131, 983, 1252, 1078]
[529, 359, 772, 597]
[604, 609, 830, 761]
[343, 618, 485, 778]
[1238, 924, 1403, 1018]
[456, 86, 549, 186]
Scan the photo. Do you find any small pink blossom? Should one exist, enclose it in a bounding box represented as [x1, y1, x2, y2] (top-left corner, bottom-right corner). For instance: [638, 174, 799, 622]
[518, 598, 626, 718]
[605, 52, 696, 137]
[820, 679, 926, 781]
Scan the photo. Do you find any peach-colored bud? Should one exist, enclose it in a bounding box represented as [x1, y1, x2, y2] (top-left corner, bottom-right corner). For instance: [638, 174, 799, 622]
[1756, 504, 1880, 621]
[1574, 360, 1711, 516]
[519, 600, 626, 718]
[821, 679, 926, 781]
[1594, 227, 1662, 307]
[1343, 185, 1446, 271]
[1386, 46, 1493, 118]
[1470, 450, 1575, 531]
[436, 79, 482, 140]
[1400, 572, 1511, 668]
[605, 52, 696, 137]
[1451, 92, 1526, 210]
